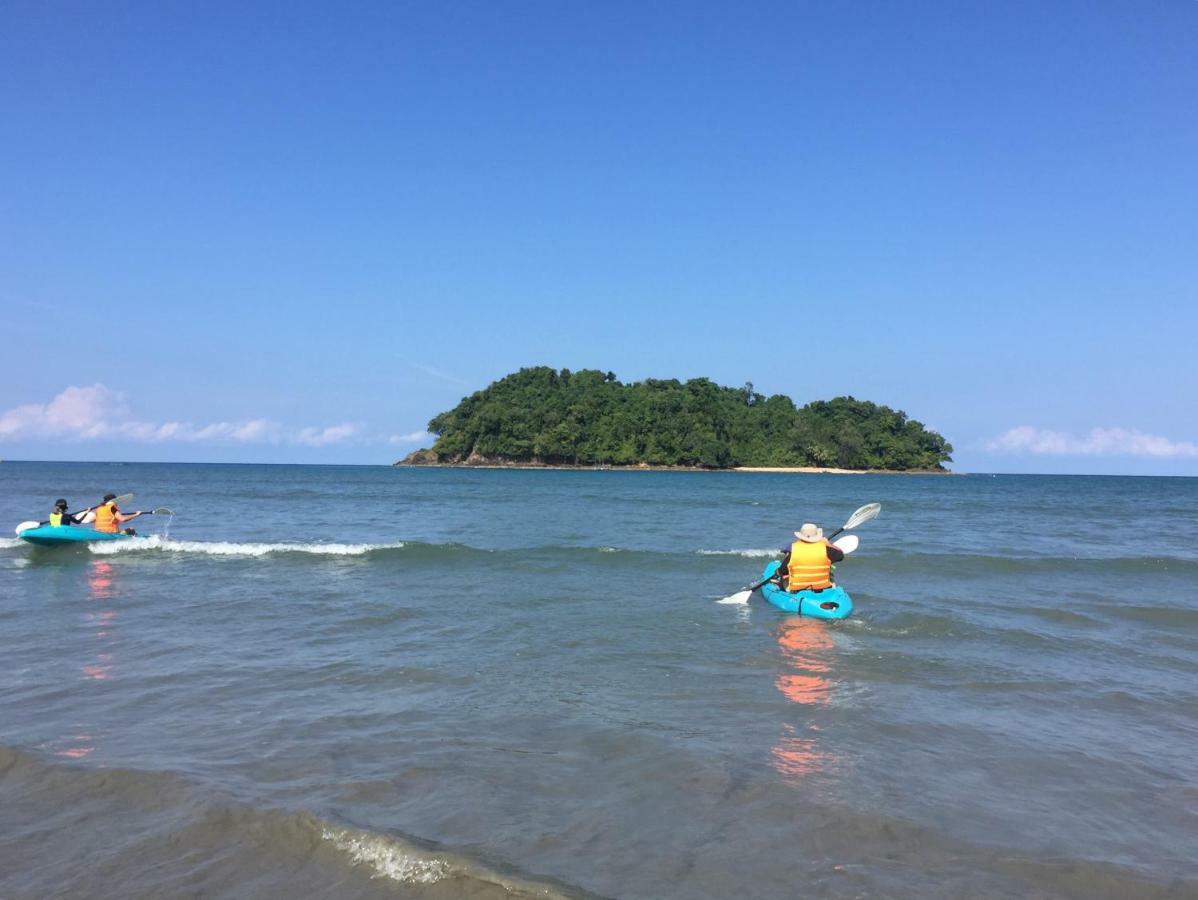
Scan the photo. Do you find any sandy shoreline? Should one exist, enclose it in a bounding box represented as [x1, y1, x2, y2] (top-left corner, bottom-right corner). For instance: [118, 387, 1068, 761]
[394, 461, 950, 475]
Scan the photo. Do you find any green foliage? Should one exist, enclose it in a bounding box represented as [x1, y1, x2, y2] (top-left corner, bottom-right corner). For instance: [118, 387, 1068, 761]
[424, 367, 953, 470]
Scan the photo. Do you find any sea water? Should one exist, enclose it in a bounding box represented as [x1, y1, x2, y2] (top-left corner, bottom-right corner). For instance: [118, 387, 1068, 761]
[1, 462, 1195, 898]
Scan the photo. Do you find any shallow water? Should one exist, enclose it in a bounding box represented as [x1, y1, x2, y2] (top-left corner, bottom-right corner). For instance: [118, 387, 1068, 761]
[1, 462, 1195, 898]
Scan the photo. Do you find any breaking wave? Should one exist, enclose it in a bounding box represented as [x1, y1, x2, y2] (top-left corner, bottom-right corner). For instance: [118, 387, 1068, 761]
[697, 548, 779, 558]
[88, 535, 408, 558]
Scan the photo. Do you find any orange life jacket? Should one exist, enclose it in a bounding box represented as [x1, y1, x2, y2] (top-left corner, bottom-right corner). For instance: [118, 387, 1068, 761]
[94, 502, 119, 533]
[786, 539, 832, 591]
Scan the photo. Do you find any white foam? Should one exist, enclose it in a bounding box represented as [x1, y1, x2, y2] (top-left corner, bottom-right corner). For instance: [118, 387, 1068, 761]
[0, 538, 23, 551]
[322, 827, 449, 884]
[598, 546, 622, 553]
[697, 548, 778, 558]
[88, 535, 405, 557]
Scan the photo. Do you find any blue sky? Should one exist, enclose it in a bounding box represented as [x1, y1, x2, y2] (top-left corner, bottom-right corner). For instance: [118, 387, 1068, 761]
[2, 1, 1195, 473]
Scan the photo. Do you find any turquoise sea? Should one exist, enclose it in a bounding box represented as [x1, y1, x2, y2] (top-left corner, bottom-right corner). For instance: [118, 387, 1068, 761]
[1, 462, 1195, 898]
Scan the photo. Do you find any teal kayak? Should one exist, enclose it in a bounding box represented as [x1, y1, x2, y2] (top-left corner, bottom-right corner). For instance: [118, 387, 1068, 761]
[758, 560, 853, 620]
[17, 525, 132, 547]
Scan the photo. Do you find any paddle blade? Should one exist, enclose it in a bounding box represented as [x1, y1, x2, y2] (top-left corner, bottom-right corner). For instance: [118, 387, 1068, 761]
[717, 589, 753, 605]
[832, 534, 859, 555]
[150, 507, 174, 516]
[15, 521, 39, 535]
[843, 502, 881, 530]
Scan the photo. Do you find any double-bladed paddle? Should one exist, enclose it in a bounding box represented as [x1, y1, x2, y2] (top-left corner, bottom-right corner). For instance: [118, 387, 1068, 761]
[718, 502, 881, 605]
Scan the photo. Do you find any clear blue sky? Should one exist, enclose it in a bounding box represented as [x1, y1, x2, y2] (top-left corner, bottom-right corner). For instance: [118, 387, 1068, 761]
[2, 1, 1195, 473]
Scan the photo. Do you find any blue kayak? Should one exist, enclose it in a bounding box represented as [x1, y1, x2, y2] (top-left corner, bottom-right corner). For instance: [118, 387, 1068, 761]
[758, 560, 853, 620]
[17, 525, 132, 547]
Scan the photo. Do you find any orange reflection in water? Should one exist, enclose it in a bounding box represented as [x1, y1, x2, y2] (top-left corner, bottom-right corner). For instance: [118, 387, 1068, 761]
[88, 561, 115, 601]
[82, 561, 118, 680]
[55, 734, 96, 759]
[50, 561, 121, 760]
[770, 618, 835, 785]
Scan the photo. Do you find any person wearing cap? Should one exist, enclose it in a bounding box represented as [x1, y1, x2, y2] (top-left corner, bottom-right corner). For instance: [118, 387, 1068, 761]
[776, 523, 845, 593]
[93, 493, 142, 534]
[47, 499, 83, 527]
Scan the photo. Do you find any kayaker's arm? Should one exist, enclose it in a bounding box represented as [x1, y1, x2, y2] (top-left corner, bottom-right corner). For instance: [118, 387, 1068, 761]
[826, 543, 845, 563]
[775, 548, 791, 584]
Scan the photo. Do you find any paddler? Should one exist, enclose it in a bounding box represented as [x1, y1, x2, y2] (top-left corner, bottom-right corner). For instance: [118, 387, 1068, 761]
[775, 523, 845, 593]
[47, 500, 83, 527]
[47, 498, 84, 527]
[93, 493, 143, 535]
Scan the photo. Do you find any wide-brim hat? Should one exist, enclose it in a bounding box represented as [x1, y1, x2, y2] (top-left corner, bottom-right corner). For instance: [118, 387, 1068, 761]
[794, 523, 824, 542]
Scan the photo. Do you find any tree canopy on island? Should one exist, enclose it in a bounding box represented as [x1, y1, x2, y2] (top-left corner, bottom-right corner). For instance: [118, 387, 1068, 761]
[417, 367, 953, 470]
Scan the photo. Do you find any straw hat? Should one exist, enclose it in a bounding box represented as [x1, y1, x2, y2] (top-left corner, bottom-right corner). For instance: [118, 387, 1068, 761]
[794, 523, 824, 542]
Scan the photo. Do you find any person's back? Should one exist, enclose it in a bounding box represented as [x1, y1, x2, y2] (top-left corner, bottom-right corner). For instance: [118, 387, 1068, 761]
[93, 493, 142, 534]
[48, 499, 79, 527]
[780, 523, 844, 592]
[94, 495, 120, 533]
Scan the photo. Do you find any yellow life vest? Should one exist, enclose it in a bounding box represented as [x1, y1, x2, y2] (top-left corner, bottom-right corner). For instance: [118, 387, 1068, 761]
[786, 539, 832, 591]
[49, 511, 64, 526]
[94, 503, 119, 533]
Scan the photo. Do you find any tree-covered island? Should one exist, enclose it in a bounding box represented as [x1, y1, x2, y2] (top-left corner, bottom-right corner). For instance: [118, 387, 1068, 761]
[398, 367, 953, 471]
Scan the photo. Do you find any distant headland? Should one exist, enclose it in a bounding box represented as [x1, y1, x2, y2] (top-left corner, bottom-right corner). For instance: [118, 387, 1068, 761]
[396, 367, 953, 473]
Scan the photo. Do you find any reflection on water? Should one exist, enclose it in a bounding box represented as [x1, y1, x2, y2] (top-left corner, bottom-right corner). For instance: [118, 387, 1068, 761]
[770, 619, 834, 784]
[50, 561, 120, 760]
[84, 561, 117, 681]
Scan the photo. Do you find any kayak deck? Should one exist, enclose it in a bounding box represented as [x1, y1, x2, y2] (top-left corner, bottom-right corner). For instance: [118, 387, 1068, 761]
[758, 561, 853, 620]
[17, 525, 131, 547]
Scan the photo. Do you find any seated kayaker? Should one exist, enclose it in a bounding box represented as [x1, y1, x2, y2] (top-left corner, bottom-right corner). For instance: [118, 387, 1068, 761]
[94, 493, 142, 534]
[776, 523, 845, 593]
[47, 499, 83, 527]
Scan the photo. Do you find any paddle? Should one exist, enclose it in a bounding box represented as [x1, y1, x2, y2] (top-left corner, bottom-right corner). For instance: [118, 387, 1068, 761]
[718, 503, 881, 604]
[830, 534, 859, 555]
[14, 493, 136, 534]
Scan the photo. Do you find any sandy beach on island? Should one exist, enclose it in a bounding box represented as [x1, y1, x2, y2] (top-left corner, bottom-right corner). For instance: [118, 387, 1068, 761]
[733, 466, 869, 474]
[395, 459, 950, 474]
[732, 466, 953, 475]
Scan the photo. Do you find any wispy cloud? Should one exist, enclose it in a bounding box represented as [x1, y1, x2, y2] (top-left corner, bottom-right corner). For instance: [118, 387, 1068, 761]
[406, 361, 471, 388]
[987, 425, 1198, 458]
[0, 384, 363, 447]
[388, 430, 432, 445]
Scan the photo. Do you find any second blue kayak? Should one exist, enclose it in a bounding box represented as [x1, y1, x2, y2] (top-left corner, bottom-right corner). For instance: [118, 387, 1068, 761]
[758, 560, 853, 620]
[17, 525, 132, 547]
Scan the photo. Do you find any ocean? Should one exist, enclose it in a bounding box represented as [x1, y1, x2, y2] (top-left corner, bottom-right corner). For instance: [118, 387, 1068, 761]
[1, 461, 1195, 899]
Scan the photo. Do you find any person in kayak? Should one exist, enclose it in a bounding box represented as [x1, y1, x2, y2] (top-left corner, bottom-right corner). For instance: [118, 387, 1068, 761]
[94, 493, 142, 534]
[47, 499, 84, 527]
[775, 523, 845, 592]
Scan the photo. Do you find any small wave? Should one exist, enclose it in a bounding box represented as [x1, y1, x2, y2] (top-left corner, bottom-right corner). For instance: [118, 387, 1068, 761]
[0, 537, 23, 551]
[88, 535, 407, 558]
[697, 548, 779, 558]
[321, 826, 450, 884]
[0, 744, 583, 898]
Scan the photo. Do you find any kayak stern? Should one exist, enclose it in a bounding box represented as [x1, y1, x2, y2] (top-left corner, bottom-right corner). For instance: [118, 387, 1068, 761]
[758, 560, 853, 620]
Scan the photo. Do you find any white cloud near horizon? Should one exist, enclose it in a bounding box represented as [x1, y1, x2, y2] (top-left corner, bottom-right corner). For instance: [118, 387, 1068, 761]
[0, 384, 365, 447]
[987, 425, 1198, 459]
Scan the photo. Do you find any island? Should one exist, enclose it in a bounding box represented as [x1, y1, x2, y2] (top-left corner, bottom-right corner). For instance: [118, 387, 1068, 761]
[396, 367, 953, 472]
